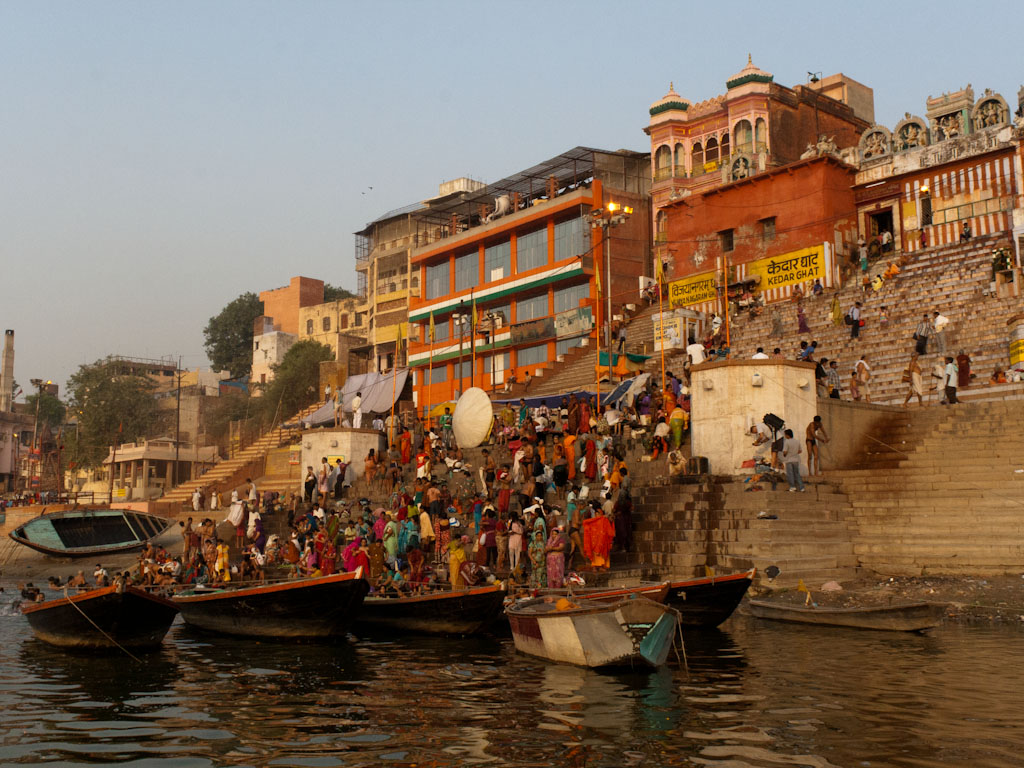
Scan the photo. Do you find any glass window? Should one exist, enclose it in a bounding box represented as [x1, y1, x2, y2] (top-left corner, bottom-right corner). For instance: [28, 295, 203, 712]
[516, 294, 548, 323]
[306, 319, 314, 334]
[426, 317, 450, 343]
[484, 241, 511, 282]
[554, 283, 589, 314]
[426, 365, 447, 384]
[454, 251, 478, 292]
[517, 228, 548, 272]
[556, 335, 587, 356]
[454, 360, 473, 381]
[425, 260, 450, 300]
[554, 217, 589, 262]
[517, 343, 548, 367]
[322, 316, 331, 332]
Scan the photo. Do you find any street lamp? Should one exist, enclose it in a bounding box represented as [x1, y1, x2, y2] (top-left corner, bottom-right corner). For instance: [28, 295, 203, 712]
[590, 202, 634, 347]
[452, 303, 467, 398]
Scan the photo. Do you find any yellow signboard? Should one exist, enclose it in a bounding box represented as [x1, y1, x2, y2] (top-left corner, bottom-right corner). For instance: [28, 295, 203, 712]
[669, 272, 718, 308]
[747, 246, 825, 290]
[1010, 338, 1024, 367]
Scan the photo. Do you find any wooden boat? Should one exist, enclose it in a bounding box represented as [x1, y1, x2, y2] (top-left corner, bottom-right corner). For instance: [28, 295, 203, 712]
[747, 599, 942, 632]
[648, 568, 756, 627]
[538, 582, 670, 604]
[353, 584, 507, 636]
[22, 585, 179, 651]
[173, 570, 369, 639]
[9, 508, 175, 558]
[506, 594, 678, 669]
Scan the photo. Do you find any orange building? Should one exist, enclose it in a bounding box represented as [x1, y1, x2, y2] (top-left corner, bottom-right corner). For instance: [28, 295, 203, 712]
[663, 155, 858, 309]
[258, 276, 325, 336]
[406, 147, 651, 411]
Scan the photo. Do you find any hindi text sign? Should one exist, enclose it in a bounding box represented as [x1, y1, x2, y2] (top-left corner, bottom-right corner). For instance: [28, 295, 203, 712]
[669, 272, 718, 309]
[747, 246, 825, 290]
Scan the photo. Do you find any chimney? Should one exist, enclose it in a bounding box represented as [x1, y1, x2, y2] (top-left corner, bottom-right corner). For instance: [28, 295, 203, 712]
[0, 330, 13, 412]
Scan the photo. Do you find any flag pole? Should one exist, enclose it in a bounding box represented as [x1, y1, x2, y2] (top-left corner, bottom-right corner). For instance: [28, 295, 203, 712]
[389, 324, 402, 449]
[470, 288, 477, 390]
[426, 312, 435, 431]
[595, 251, 602, 414]
[658, 258, 666, 396]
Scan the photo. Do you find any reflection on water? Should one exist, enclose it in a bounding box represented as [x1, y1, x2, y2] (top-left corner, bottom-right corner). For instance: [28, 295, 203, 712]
[1, 588, 1023, 767]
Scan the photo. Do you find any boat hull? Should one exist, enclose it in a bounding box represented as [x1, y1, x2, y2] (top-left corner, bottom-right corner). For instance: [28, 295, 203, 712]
[353, 585, 507, 636]
[22, 586, 179, 651]
[174, 572, 369, 639]
[658, 569, 755, 627]
[9, 508, 175, 558]
[507, 596, 677, 669]
[747, 600, 941, 632]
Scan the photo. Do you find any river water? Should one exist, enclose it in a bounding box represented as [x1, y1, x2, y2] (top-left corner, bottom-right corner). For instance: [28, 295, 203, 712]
[1, 591, 1022, 768]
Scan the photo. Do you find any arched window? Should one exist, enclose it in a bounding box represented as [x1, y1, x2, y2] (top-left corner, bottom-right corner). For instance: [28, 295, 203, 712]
[720, 133, 730, 160]
[656, 210, 667, 235]
[674, 143, 686, 175]
[690, 142, 704, 175]
[654, 145, 672, 181]
[734, 120, 753, 153]
[755, 118, 767, 152]
[705, 137, 719, 164]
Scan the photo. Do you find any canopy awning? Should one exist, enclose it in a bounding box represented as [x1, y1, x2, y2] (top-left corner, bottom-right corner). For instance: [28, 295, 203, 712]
[297, 369, 409, 427]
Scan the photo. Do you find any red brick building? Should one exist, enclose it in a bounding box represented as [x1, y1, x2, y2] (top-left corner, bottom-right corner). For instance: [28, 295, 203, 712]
[662, 155, 858, 309]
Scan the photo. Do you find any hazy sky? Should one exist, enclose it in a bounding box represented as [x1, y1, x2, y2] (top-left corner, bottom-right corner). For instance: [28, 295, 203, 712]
[2, 0, 1021, 397]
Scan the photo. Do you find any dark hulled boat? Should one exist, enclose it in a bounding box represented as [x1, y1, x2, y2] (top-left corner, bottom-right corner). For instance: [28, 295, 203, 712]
[22, 585, 179, 651]
[657, 568, 756, 627]
[747, 599, 942, 632]
[173, 570, 369, 639]
[353, 584, 507, 636]
[9, 508, 175, 558]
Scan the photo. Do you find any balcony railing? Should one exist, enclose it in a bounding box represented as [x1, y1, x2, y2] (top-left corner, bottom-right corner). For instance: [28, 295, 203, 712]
[654, 166, 673, 182]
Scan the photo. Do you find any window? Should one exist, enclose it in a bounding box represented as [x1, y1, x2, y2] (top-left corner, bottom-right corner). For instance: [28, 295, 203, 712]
[921, 197, 933, 226]
[705, 137, 719, 164]
[454, 251, 479, 292]
[322, 316, 331, 332]
[306, 319, 314, 334]
[341, 314, 348, 330]
[516, 294, 548, 323]
[554, 216, 588, 261]
[428, 316, 450, 343]
[734, 119, 753, 153]
[720, 133, 730, 159]
[720, 229, 734, 252]
[254, 341, 259, 350]
[554, 283, 589, 314]
[557, 335, 587, 356]
[517, 228, 547, 272]
[454, 360, 473, 381]
[761, 217, 776, 242]
[484, 240, 511, 282]
[425, 365, 447, 384]
[674, 143, 686, 174]
[517, 343, 548, 367]
[425, 260, 450, 300]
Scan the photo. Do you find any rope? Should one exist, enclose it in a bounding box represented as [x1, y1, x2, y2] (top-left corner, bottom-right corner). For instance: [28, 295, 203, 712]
[61, 586, 143, 663]
[666, 604, 689, 676]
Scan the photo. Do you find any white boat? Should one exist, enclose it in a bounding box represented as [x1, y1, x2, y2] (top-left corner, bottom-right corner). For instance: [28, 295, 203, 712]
[506, 594, 678, 669]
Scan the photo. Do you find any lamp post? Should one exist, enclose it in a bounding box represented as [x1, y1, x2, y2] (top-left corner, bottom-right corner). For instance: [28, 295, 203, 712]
[29, 378, 51, 493]
[453, 302, 467, 399]
[589, 202, 634, 348]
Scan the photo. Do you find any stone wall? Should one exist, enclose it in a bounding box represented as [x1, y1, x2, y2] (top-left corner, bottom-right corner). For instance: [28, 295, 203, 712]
[299, 428, 384, 491]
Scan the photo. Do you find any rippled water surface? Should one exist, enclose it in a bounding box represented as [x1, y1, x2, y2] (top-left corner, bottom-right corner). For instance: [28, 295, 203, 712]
[1, 588, 1023, 767]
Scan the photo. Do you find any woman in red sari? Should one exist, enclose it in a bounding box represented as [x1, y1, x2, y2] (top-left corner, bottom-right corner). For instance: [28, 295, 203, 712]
[583, 438, 597, 482]
[320, 540, 337, 575]
[582, 509, 615, 570]
[578, 398, 592, 435]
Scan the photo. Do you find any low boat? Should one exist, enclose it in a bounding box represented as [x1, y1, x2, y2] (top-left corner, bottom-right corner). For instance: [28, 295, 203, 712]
[173, 570, 369, 639]
[507, 594, 678, 669]
[652, 568, 756, 627]
[540, 582, 670, 604]
[353, 584, 507, 636]
[21, 585, 179, 651]
[9, 508, 175, 558]
[747, 599, 942, 632]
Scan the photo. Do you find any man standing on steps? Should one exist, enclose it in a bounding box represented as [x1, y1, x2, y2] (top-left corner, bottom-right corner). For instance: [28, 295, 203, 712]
[933, 310, 950, 355]
[914, 313, 932, 356]
[781, 429, 805, 493]
[942, 356, 959, 404]
[352, 391, 363, 429]
[849, 301, 862, 340]
[855, 355, 872, 403]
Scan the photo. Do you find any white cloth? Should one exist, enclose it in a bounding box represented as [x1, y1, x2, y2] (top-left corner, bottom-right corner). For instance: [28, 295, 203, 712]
[752, 352, 769, 359]
[227, 501, 245, 527]
[352, 395, 362, 429]
[934, 314, 950, 333]
[686, 343, 706, 364]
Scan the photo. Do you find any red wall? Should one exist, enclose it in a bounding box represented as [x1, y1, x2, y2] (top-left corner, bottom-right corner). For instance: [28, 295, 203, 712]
[665, 156, 857, 278]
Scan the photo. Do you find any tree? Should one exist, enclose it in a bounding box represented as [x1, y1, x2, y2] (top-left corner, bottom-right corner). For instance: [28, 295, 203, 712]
[203, 292, 263, 379]
[261, 340, 333, 422]
[66, 358, 161, 468]
[25, 390, 66, 431]
[324, 283, 357, 301]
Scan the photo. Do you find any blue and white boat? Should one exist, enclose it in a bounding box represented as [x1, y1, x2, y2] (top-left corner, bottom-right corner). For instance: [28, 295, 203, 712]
[9, 508, 175, 558]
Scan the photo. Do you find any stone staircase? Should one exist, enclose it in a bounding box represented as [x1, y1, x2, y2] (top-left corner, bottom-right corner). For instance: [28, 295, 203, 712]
[160, 401, 322, 509]
[828, 399, 1024, 576]
[630, 476, 860, 588]
[717, 234, 1023, 405]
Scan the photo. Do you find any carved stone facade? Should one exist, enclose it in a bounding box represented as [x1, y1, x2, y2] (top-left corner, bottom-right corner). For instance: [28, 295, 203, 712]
[858, 126, 892, 162]
[893, 114, 929, 152]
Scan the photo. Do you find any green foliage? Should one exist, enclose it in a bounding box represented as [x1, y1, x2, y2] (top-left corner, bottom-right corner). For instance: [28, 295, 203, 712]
[203, 292, 263, 379]
[324, 283, 357, 302]
[66, 358, 161, 468]
[260, 340, 333, 422]
[25, 391, 66, 430]
[205, 390, 259, 443]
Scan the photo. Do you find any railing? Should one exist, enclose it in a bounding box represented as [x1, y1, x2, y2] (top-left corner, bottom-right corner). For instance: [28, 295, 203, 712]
[654, 167, 673, 182]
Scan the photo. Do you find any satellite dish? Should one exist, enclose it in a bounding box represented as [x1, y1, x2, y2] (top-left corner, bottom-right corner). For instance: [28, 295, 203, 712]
[452, 387, 493, 448]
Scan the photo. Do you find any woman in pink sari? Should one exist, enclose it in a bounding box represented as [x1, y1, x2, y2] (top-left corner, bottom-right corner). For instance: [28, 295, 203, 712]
[545, 527, 568, 588]
[341, 537, 363, 572]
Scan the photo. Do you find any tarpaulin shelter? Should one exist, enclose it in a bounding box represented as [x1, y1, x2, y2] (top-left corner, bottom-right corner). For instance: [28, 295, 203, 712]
[294, 370, 409, 428]
[595, 350, 648, 378]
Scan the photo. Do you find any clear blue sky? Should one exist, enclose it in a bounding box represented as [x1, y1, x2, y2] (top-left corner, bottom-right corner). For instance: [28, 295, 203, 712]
[2, 0, 1021, 396]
